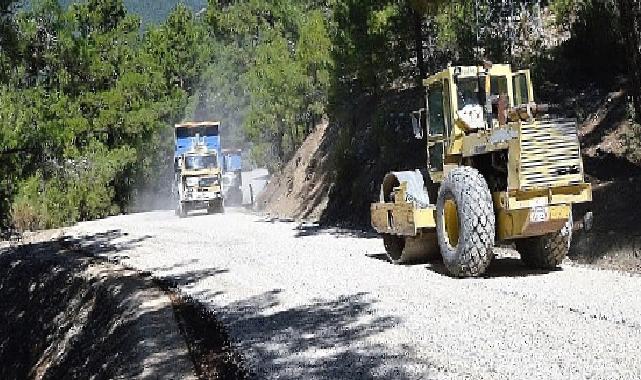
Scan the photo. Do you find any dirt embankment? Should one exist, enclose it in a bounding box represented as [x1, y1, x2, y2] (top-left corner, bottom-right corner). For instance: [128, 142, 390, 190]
[0, 232, 247, 380]
[256, 121, 333, 221]
[261, 86, 641, 272]
[570, 89, 641, 272]
[258, 88, 426, 226]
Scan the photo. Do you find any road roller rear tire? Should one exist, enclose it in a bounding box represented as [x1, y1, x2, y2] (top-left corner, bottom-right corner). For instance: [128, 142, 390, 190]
[436, 167, 495, 277]
[516, 212, 573, 269]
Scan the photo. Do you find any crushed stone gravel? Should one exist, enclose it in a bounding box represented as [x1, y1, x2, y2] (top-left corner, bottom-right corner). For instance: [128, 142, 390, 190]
[67, 210, 641, 380]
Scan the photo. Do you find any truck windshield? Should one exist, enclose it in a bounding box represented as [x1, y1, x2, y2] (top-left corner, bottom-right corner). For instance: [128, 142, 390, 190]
[185, 155, 217, 170]
[456, 77, 486, 130]
[512, 73, 530, 105]
[457, 77, 483, 109]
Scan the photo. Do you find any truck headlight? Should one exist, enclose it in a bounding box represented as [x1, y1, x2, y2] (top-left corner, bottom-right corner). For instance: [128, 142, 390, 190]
[185, 177, 199, 187]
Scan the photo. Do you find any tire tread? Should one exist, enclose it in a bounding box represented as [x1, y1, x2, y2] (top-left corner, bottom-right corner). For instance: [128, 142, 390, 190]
[436, 167, 495, 277]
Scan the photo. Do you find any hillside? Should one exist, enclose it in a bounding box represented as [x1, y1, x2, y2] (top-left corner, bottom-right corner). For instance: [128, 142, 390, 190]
[259, 84, 641, 271]
[258, 88, 427, 227]
[55, 0, 207, 24]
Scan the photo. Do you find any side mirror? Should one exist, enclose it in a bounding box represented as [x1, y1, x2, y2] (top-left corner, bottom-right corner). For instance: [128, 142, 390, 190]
[411, 109, 425, 139]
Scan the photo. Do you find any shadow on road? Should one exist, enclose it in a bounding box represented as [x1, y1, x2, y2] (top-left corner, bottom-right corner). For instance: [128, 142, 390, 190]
[293, 224, 379, 239]
[216, 290, 429, 379]
[156, 267, 230, 288]
[0, 232, 199, 380]
[365, 251, 557, 278]
[256, 217, 380, 239]
[422, 257, 558, 278]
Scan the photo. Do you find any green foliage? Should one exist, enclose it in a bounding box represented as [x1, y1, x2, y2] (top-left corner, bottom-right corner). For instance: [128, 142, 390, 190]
[549, 0, 583, 22]
[11, 142, 135, 230]
[197, 0, 333, 169]
[0, 0, 203, 230]
[57, 0, 208, 25]
[330, 0, 417, 97]
[624, 122, 641, 164]
[432, 1, 477, 63]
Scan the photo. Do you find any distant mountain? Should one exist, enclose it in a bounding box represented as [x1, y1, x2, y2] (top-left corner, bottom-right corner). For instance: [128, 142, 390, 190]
[56, 0, 208, 24]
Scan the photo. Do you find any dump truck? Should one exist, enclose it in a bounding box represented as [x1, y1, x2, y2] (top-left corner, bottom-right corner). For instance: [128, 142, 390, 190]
[221, 149, 243, 206]
[371, 64, 592, 277]
[174, 122, 224, 217]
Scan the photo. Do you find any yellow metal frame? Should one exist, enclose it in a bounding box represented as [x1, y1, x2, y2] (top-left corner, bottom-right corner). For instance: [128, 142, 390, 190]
[493, 184, 592, 210]
[496, 204, 571, 240]
[371, 202, 436, 236]
[492, 184, 590, 240]
[423, 64, 535, 182]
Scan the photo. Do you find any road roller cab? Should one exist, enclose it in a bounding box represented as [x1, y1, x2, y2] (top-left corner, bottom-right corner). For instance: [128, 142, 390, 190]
[370, 63, 592, 277]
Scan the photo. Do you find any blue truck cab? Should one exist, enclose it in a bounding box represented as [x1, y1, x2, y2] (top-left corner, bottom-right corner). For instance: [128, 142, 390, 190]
[222, 149, 243, 173]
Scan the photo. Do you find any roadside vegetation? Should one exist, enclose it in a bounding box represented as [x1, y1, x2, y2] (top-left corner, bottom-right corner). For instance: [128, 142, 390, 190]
[1, 0, 641, 231]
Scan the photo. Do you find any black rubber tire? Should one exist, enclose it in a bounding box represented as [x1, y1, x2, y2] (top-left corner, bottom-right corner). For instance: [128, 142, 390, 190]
[436, 167, 495, 277]
[178, 203, 187, 218]
[516, 212, 573, 269]
[208, 199, 225, 214]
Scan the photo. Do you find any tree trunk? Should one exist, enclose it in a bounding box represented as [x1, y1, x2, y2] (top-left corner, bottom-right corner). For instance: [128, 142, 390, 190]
[413, 9, 427, 84]
[618, 0, 641, 121]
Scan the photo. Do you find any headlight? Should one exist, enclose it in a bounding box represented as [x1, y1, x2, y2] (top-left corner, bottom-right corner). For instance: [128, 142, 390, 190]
[185, 177, 200, 187]
[199, 177, 219, 187]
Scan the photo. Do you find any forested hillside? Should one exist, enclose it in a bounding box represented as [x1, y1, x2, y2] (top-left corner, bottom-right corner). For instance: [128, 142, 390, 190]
[2, 0, 641, 232]
[56, 0, 208, 24]
[0, 0, 208, 230]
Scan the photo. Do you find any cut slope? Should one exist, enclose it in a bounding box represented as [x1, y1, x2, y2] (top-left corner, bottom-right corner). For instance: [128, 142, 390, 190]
[256, 121, 333, 221]
[260, 85, 641, 270]
[258, 88, 426, 226]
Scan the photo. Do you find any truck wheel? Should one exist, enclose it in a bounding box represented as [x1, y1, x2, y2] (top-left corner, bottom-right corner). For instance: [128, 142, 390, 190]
[516, 213, 573, 269]
[178, 203, 187, 218]
[382, 233, 438, 264]
[436, 167, 495, 277]
[208, 200, 224, 214]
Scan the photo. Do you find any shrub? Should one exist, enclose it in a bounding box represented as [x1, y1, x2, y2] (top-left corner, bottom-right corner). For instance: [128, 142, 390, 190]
[10, 143, 135, 231]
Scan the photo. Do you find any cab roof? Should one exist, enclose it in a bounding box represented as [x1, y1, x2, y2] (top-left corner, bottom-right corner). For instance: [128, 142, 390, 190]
[423, 64, 513, 86]
[175, 121, 221, 128]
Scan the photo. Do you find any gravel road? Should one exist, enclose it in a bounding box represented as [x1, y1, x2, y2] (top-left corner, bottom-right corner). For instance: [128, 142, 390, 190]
[68, 210, 641, 380]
